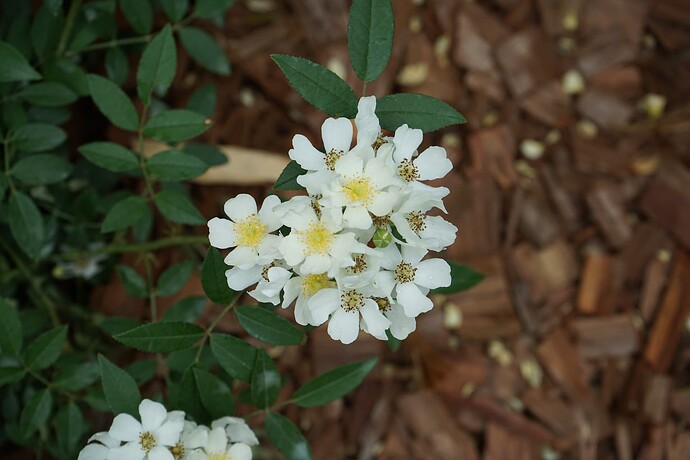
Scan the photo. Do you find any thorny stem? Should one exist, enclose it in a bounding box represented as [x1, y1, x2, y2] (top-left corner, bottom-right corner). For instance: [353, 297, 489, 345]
[56, 0, 84, 57]
[194, 291, 243, 363]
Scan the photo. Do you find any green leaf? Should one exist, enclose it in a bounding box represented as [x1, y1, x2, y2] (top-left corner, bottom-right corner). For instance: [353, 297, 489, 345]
[251, 349, 281, 409]
[193, 367, 234, 418]
[273, 160, 307, 191]
[177, 365, 207, 422]
[291, 358, 377, 408]
[201, 248, 233, 304]
[19, 389, 52, 437]
[187, 84, 217, 118]
[0, 40, 41, 82]
[78, 141, 140, 172]
[25, 326, 68, 371]
[431, 262, 484, 295]
[98, 354, 141, 416]
[8, 192, 44, 260]
[385, 330, 401, 351]
[12, 123, 66, 152]
[236, 306, 304, 346]
[42, 58, 89, 96]
[115, 322, 204, 352]
[137, 24, 176, 104]
[157, 261, 196, 297]
[11, 154, 72, 185]
[195, 0, 235, 18]
[102, 196, 149, 233]
[144, 109, 210, 143]
[88, 74, 139, 131]
[375, 93, 466, 132]
[147, 149, 209, 181]
[31, 3, 64, 59]
[265, 413, 313, 460]
[154, 189, 205, 225]
[184, 143, 227, 167]
[162, 296, 205, 323]
[53, 362, 99, 391]
[162, 0, 188, 22]
[0, 367, 25, 386]
[119, 0, 152, 34]
[178, 27, 230, 76]
[19, 82, 77, 107]
[0, 298, 23, 357]
[348, 0, 394, 82]
[210, 333, 257, 382]
[271, 54, 357, 117]
[105, 47, 129, 86]
[55, 402, 84, 455]
[115, 265, 148, 298]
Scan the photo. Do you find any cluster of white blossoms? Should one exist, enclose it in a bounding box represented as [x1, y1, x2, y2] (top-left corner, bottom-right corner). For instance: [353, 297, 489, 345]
[78, 399, 258, 460]
[208, 96, 458, 344]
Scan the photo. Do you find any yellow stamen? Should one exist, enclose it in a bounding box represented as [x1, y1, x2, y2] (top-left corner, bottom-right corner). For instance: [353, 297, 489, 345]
[139, 432, 156, 453]
[234, 214, 267, 248]
[341, 289, 365, 312]
[302, 273, 335, 297]
[299, 222, 333, 255]
[394, 262, 417, 283]
[342, 175, 374, 204]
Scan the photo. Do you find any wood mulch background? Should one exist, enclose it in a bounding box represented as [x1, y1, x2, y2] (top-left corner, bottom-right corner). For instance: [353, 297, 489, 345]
[87, 0, 690, 459]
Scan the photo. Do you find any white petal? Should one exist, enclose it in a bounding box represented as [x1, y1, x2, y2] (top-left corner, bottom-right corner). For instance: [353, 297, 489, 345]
[109, 414, 141, 442]
[187, 451, 208, 460]
[223, 194, 257, 221]
[415, 258, 451, 289]
[355, 96, 380, 146]
[368, 192, 397, 217]
[360, 300, 391, 338]
[89, 432, 120, 448]
[364, 157, 393, 188]
[421, 216, 458, 250]
[279, 234, 305, 267]
[155, 420, 183, 447]
[225, 421, 259, 446]
[294, 296, 313, 326]
[282, 278, 302, 308]
[378, 243, 403, 269]
[148, 446, 174, 460]
[207, 427, 228, 454]
[140, 399, 167, 433]
[322, 117, 353, 154]
[392, 124, 423, 163]
[327, 308, 360, 344]
[182, 426, 208, 450]
[228, 443, 253, 460]
[401, 245, 427, 264]
[105, 442, 145, 460]
[415, 146, 453, 180]
[78, 444, 109, 460]
[290, 134, 326, 170]
[308, 288, 340, 326]
[301, 254, 331, 275]
[374, 271, 396, 296]
[297, 170, 335, 195]
[224, 246, 258, 270]
[343, 205, 372, 229]
[334, 153, 363, 177]
[387, 303, 417, 340]
[395, 283, 433, 317]
[257, 234, 281, 261]
[226, 265, 262, 290]
[329, 233, 356, 264]
[258, 195, 283, 232]
[207, 218, 236, 249]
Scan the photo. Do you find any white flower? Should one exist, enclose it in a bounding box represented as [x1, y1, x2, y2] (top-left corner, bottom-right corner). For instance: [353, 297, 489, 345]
[170, 421, 208, 460]
[281, 269, 336, 326]
[211, 417, 259, 446]
[248, 266, 292, 305]
[207, 194, 282, 270]
[354, 96, 381, 147]
[374, 245, 451, 317]
[308, 283, 391, 344]
[367, 296, 417, 341]
[106, 399, 184, 460]
[187, 427, 252, 460]
[390, 198, 458, 251]
[78, 432, 119, 460]
[289, 117, 352, 173]
[380, 124, 453, 184]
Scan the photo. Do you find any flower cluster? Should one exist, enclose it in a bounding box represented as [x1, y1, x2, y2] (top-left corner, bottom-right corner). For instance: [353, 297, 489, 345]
[78, 400, 258, 460]
[208, 97, 457, 344]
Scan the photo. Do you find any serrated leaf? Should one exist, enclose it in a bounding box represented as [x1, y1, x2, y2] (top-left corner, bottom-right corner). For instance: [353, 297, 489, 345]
[265, 413, 313, 460]
[178, 27, 230, 76]
[375, 93, 466, 132]
[115, 322, 204, 352]
[0, 40, 41, 82]
[12, 154, 72, 185]
[210, 333, 257, 382]
[431, 262, 484, 295]
[19, 81, 77, 107]
[187, 84, 217, 118]
[201, 248, 233, 304]
[101, 196, 149, 233]
[271, 54, 357, 117]
[78, 141, 140, 172]
[88, 74, 139, 131]
[98, 354, 141, 416]
[194, 367, 234, 419]
[273, 160, 306, 191]
[194, 0, 235, 18]
[162, 296, 205, 323]
[119, 0, 152, 34]
[157, 261, 196, 297]
[348, 0, 394, 82]
[236, 306, 304, 346]
[105, 47, 129, 86]
[19, 389, 52, 436]
[291, 358, 377, 408]
[154, 189, 205, 225]
[161, 0, 188, 22]
[55, 402, 84, 454]
[12, 123, 66, 152]
[25, 326, 68, 371]
[0, 298, 23, 357]
[115, 265, 148, 298]
[251, 349, 280, 409]
[137, 25, 176, 104]
[147, 149, 208, 181]
[8, 192, 44, 260]
[143, 109, 210, 143]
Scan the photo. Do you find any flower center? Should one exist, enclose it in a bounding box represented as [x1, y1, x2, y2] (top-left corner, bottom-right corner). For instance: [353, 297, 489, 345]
[341, 289, 365, 312]
[397, 158, 420, 182]
[346, 254, 367, 274]
[372, 134, 386, 152]
[324, 149, 343, 171]
[171, 442, 186, 460]
[394, 261, 417, 284]
[139, 432, 157, 453]
[208, 454, 231, 460]
[342, 175, 374, 204]
[301, 273, 334, 297]
[371, 213, 391, 229]
[261, 262, 278, 281]
[234, 214, 268, 248]
[372, 296, 391, 312]
[310, 194, 322, 219]
[299, 222, 333, 255]
[406, 211, 426, 234]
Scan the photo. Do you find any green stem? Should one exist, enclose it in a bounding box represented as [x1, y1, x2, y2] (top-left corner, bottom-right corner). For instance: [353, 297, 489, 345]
[65, 34, 153, 56]
[136, 104, 157, 200]
[56, 0, 84, 57]
[361, 81, 368, 97]
[194, 291, 243, 363]
[144, 256, 158, 321]
[60, 235, 208, 259]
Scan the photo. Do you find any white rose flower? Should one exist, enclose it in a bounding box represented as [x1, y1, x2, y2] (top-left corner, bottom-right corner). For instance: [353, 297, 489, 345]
[187, 427, 252, 460]
[170, 421, 208, 460]
[367, 296, 417, 341]
[211, 417, 259, 446]
[248, 266, 292, 305]
[289, 117, 352, 173]
[354, 96, 382, 147]
[281, 269, 336, 326]
[391, 198, 458, 252]
[78, 432, 119, 460]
